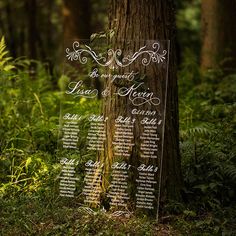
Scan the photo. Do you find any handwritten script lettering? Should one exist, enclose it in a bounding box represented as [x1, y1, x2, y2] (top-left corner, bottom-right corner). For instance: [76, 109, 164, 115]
[138, 164, 158, 172]
[116, 82, 160, 106]
[66, 81, 98, 98]
[89, 67, 139, 83]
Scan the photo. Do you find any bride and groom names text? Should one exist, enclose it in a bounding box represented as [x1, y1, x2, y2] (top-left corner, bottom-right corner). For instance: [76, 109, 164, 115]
[65, 68, 161, 106]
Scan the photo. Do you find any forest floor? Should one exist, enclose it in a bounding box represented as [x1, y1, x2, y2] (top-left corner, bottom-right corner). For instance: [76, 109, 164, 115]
[1, 194, 235, 235]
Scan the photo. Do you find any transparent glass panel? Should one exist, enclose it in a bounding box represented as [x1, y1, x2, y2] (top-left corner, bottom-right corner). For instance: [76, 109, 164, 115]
[58, 39, 169, 219]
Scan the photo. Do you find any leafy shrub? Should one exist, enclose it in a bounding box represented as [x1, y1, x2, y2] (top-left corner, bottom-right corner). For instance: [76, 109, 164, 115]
[179, 51, 236, 219]
[0, 37, 61, 197]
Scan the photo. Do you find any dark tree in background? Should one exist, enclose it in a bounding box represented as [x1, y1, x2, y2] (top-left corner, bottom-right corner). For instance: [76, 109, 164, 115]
[0, 1, 108, 60]
[0, 0, 62, 61]
[201, 0, 236, 71]
[62, 0, 108, 43]
[62, 0, 91, 42]
[26, 0, 37, 59]
[101, 0, 183, 204]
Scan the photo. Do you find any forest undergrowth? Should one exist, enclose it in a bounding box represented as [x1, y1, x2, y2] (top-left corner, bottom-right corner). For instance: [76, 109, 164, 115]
[0, 38, 236, 235]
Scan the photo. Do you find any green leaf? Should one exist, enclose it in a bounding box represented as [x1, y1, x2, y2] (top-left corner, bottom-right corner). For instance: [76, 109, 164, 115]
[25, 157, 32, 170]
[183, 210, 197, 217]
[0, 51, 8, 60]
[3, 64, 15, 72]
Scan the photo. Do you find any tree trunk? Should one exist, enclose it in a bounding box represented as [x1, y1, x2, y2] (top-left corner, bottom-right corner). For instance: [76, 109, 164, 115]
[5, 1, 16, 58]
[63, 0, 91, 42]
[26, 0, 37, 60]
[101, 0, 182, 209]
[201, 0, 236, 71]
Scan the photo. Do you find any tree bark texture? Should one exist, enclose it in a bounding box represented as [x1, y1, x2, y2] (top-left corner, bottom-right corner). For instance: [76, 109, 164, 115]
[201, 0, 236, 71]
[101, 0, 182, 206]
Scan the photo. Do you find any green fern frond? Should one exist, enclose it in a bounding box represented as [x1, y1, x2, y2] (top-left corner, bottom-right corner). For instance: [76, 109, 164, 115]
[0, 37, 6, 53]
[223, 164, 236, 181]
[188, 126, 212, 137]
[0, 36, 15, 72]
[180, 122, 213, 140]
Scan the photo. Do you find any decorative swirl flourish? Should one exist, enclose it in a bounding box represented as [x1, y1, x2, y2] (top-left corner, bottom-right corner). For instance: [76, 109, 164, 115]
[66, 42, 167, 67]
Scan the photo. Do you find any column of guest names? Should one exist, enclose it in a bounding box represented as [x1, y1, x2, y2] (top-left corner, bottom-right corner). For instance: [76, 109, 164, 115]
[112, 116, 135, 157]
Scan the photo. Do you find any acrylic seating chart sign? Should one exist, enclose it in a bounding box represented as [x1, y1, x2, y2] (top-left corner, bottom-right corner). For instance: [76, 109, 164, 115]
[57, 39, 169, 219]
